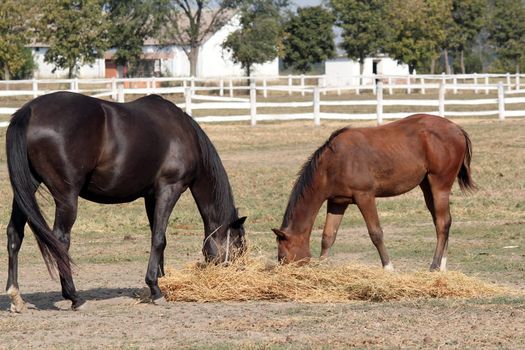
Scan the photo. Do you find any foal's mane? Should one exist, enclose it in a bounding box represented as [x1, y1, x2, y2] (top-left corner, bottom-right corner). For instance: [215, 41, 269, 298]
[186, 113, 237, 224]
[282, 127, 349, 227]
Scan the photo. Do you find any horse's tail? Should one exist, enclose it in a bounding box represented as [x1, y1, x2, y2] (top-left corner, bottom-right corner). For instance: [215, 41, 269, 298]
[457, 127, 476, 192]
[6, 104, 71, 278]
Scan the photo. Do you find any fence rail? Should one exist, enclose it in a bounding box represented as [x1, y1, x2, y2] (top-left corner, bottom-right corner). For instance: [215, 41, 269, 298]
[1, 74, 525, 126]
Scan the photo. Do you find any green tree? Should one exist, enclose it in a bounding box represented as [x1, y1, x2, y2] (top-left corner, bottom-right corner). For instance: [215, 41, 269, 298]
[164, 0, 242, 77]
[445, 0, 485, 74]
[0, 0, 36, 80]
[106, 0, 170, 77]
[39, 0, 109, 78]
[282, 6, 335, 73]
[222, 0, 287, 77]
[386, 0, 451, 74]
[330, 0, 390, 78]
[488, 0, 525, 73]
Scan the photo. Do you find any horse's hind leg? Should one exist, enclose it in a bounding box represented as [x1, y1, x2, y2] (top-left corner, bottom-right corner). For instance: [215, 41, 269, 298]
[320, 200, 348, 259]
[421, 175, 452, 271]
[6, 200, 32, 313]
[52, 195, 85, 310]
[355, 194, 393, 271]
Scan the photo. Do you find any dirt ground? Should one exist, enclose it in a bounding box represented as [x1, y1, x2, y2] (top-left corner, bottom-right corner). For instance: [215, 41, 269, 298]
[0, 236, 524, 350]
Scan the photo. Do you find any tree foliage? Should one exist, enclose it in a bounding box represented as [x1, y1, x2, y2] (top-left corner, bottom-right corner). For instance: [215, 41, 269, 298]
[446, 0, 486, 74]
[330, 0, 390, 74]
[222, 0, 287, 77]
[39, 0, 110, 78]
[106, 0, 170, 76]
[164, 0, 242, 76]
[282, 6, 335, 73]
[487, 0, 525, 73]
[386, 0, 451, 74]
[0, 0, 36, 79]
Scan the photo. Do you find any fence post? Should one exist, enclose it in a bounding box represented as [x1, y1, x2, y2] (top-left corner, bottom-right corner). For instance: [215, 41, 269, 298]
[421, 77, 426, 94]
[506, 72, 511, 91]
[474, 73, 478, 93]
[263, 77, 267, 98]
[376, 81, 383, 125]
[453, 76, 458, 94]
[288, 74, 292, 96]
[111, 78, 117, 100]
[151, 76, 156, 94]
[219, 79, 224, 96]
[321, 76, 327, 96]
[70, 79, 75, 92]
[300, 74, 305, 97]
[229, 79, 233, 98]
[406, 75, 411, 94]
[250, 81, 257, 126]
[515, 72, 520, 91]
[185, 87, 192, 115]
[485, 75, 489, 94]
[117, 83, 125, 102]
[32, 78, 38, 98]
[313, 87, 321, 126]
[439, 82, 445, 118]
[388, 76, 393, 95]
[498, 82, 505, 121]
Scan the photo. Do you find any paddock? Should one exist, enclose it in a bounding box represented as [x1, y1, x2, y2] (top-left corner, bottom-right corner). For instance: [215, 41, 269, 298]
[0, 117, 524, 348]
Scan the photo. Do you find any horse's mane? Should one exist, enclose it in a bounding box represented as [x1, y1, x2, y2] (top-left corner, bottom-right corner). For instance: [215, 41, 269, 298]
[187, 114, 237, 224]
[282, 127, 349, 227]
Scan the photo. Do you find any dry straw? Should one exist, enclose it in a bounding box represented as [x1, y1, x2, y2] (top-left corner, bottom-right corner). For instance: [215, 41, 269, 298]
[159, 250, 515, 303]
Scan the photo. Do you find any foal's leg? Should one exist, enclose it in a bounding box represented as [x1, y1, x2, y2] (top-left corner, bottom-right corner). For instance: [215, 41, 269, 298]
[145, 184, 184, 304]
[320, 200, 348, 259]
[425, 175, 452, 272]
[53, 194, 85, 310]
[355, 194, 393, 271]
[6, 200, 31, 313]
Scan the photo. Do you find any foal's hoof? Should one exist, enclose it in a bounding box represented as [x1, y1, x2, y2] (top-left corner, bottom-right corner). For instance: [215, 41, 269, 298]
[152, 296, 168, 305]
[383, 263, 395, 272]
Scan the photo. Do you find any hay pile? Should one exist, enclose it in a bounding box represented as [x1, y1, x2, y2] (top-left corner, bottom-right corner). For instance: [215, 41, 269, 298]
[159, 255, 514, 303]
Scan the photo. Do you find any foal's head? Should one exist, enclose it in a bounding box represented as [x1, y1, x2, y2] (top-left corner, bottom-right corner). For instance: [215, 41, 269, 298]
[272, 228, 311, 265]
[203, 216, 247, 264]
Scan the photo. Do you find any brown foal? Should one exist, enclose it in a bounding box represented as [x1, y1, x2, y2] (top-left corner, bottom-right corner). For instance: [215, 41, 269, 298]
[273, 114, 475, 271]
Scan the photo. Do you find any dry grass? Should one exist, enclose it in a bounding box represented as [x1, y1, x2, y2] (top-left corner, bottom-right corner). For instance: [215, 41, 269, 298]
[159, 249, 516, 303]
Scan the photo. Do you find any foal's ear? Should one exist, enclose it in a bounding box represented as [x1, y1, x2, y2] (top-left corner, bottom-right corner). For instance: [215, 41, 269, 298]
[272, 228, 287, 240]
[230, 216, 247, 229]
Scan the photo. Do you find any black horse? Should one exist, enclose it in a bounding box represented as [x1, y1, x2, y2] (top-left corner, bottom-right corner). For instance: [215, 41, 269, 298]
[5, 91, 246, 312]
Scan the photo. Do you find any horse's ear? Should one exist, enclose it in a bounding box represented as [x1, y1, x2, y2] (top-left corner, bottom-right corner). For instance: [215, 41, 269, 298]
[230, 216, 247, 229]
[272, 228, 287, 240]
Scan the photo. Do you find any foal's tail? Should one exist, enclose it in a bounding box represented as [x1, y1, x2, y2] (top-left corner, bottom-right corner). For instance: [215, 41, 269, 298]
[457, 128, 476, 192]
[6, 104, 71, 278]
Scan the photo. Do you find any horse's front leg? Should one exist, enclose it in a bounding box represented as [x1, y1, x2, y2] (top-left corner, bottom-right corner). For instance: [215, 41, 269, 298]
[6, 200, 30, 313]
[145, 183, 184, 304]
[320, 200, 348, 259]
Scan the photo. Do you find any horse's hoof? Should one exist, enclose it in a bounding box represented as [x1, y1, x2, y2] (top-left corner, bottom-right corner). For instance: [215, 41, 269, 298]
[152, 296, 168, 305]
[72, 300, 88, 311]
[9, 302, 26, 313]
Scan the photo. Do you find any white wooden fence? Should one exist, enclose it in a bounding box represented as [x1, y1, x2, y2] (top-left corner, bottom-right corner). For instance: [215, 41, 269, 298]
[1, 74, 525, 127]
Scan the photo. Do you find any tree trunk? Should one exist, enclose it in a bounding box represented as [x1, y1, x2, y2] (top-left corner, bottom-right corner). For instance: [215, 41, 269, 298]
[409, 64, 415, 75]
[3, 66, 10, 80]
[431, 57, 436, 74]
[189, 47, 198, 77]
[460, 50, 466, 74]
[359, 58, 365, 87]
[444, 48, 451, 75]
[68, 65, 74, 79]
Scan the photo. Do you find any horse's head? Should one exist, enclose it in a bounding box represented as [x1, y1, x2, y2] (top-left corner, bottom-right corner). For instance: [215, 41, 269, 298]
[272, 228, 311, 265]
[203, 216, 247, 264]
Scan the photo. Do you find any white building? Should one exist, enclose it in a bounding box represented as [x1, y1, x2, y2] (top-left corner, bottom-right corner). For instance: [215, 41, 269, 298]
[30, 14, 278, 79]
[324, 56, 411, 86]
